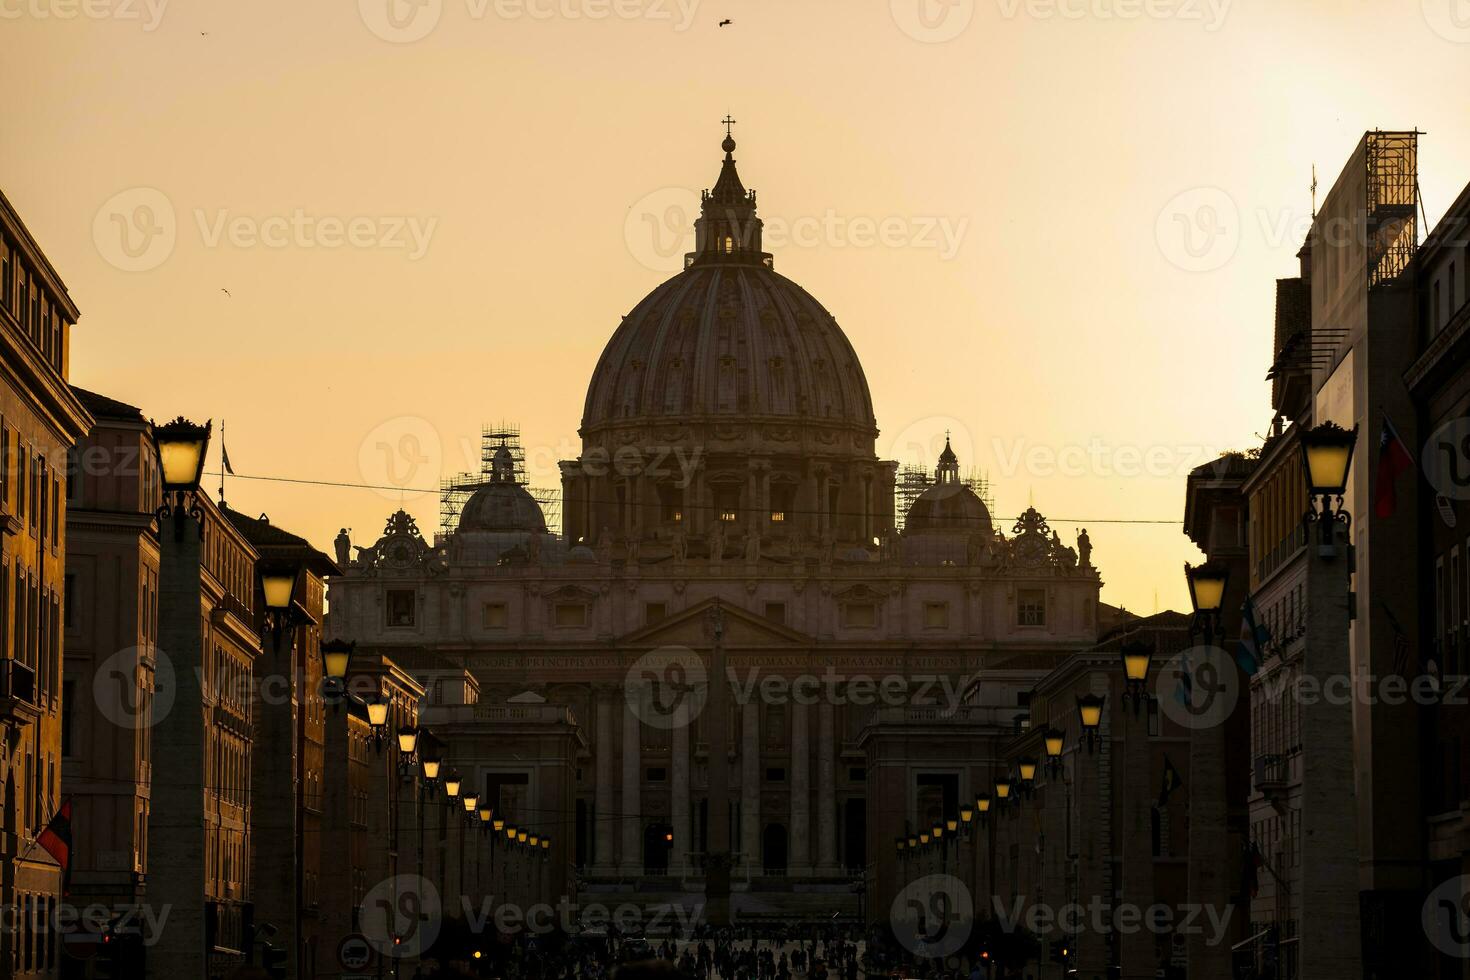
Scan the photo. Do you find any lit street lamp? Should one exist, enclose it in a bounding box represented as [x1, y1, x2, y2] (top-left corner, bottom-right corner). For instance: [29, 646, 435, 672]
[1077, 694, 1105, 753]
[1120, 639, 1154, 714]
[1299, 421, 1358, 552]
[151, 416, 211, 539]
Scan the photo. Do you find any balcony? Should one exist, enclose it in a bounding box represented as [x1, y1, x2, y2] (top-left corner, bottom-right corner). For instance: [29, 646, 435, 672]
[1254, 753, 1290, 801]
[0, 659, 40, 728]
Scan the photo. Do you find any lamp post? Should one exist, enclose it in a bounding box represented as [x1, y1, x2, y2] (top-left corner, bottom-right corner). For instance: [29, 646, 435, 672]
[151, 416, 210, 540]
[1183, 559, 1232, 980]
[1294, 421, 1364, 977]
[145, 414, 215, 978]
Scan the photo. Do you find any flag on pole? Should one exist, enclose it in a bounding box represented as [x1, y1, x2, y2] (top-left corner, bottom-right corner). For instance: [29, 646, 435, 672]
[36, 798, 73, 896]
[1238, 595, 1269, 676]
[1373, 414, 1413, 518]
[222, 437, 235, 475]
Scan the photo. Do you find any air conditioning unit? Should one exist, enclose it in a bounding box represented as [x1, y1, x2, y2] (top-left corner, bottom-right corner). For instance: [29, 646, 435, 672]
[0, 659, 37, 704]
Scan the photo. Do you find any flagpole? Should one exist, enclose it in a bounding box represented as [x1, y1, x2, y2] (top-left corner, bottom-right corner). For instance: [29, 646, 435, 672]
[219, 419, 226, 503]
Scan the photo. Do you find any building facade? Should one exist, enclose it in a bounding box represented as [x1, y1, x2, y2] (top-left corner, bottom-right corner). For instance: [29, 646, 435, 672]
[328, 132, 1104, 927]
[0, 190, 93, 979]
[61, 386, 163, 973]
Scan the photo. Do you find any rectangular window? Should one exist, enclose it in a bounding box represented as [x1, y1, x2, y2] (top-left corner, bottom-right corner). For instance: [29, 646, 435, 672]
[1018, 589, 1046, 627]
[764, 602, 786, 625]
[645, 602, 666, 624]
[765, 767, 786, 782]
[386, 589, 415, 627]
[646, 767, 667, 782]
[482, 602, 509, 629]
[842, 603, 876, 629]
[553, 603, 587, 628]
[0, 422, 8, 508]
[923, 601, 949, 629]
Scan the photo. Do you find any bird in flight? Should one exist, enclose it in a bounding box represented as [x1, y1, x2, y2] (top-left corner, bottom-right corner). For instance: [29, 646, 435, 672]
[718, 18, 731, 26]
[220, 288, 231, 297]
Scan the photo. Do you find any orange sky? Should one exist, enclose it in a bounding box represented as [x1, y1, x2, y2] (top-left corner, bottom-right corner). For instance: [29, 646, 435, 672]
[6, 0, 1470, 614]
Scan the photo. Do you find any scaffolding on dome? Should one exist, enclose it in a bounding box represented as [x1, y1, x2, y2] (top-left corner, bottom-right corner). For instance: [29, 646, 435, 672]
[438, 423, 562, 536]
[893, 464, 995, 531]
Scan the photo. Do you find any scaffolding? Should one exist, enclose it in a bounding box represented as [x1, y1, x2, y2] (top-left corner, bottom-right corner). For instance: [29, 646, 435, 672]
[1365, 130, 1419, 288]
[893, 463, 995, 531]
[438, 424, 562, 537]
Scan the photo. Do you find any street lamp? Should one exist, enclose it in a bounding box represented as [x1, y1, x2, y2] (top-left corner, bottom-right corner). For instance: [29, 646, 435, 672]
[1120, 639, 1153, 714]
[364, 695, 390, 751]
[151, 417, 211, 539]
[1299, 421, 1358, 548]
[1077, 694, 1105, 753]
[993, 775, 1012, 804]
[1043, 728, 1065, 775]
[975, 794, 991, 821]
[444, 771, 462, 799]
[321, 638, 354, 707]
[1184, 561, 1229, 618]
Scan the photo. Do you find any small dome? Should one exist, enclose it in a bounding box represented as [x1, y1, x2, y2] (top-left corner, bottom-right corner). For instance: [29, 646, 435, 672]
[457, 483, 547, 533]
[905, 482, 992, 535]
[904, 439, 991, 535]
[567, 544, 596, 563]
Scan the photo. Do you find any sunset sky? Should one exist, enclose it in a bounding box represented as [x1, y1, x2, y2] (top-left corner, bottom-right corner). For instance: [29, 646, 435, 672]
[6, 0, 1470, 614]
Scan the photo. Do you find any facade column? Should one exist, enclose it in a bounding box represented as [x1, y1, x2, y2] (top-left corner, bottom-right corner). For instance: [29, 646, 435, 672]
[790, 698, 811, 875]
[594, 687, 615, 874]
[672, 701, 691, 879]
[817, 699, 838, 874]
[742, 702, 761, 877]
[620, 693, 643, 875]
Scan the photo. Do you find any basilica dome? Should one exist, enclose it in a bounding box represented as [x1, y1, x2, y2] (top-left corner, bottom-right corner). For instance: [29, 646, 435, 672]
[581, 134, 876, 449]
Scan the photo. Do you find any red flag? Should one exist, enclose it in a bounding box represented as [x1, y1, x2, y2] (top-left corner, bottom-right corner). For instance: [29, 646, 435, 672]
[36, 798, 72, 894]
[1373, 415, 1413, 518]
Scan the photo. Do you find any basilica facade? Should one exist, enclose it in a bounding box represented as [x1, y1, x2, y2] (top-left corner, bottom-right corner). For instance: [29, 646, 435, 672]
[327, 132, 1105, 921]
